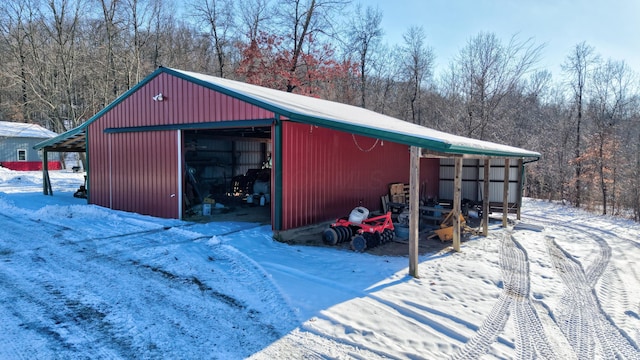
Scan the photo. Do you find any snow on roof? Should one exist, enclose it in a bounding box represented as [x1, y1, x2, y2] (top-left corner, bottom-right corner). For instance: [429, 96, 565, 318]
[169, 68, 541, 159]
[0, 121, 58, 139]
[37, 67, 541, 159]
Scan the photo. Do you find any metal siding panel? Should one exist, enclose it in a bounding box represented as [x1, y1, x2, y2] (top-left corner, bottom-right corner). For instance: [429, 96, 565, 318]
[111, 131, 179, 218]
[489, 166, 504, 181]
[487, 182, 519, 203]
[235, 141, 264, 177]
[438, 180, 481, 201]
[90, 130, 177, 218]
[0, 140, 9, 159]
[420, 158, 440, 199]
[88, 123, 109, 208]
[439, 180, 454, 200]
[509, 183, 518, 203]
[98, 73, 273, 130]
[280, 122, 438, 230]
[462, 182, 478, 199]
[0, 138, 41, 161]
[483, 165, 519, 181]
[462, 166, 477, 179]
[440, 158, 454, 166]
[438, 159, 521, 203]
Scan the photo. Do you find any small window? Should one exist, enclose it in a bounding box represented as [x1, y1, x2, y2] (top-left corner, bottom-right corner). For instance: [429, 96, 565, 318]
[17, 149, 26, 161]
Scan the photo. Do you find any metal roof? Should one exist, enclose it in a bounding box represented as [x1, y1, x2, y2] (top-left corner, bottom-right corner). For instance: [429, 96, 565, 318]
[36, 67, 541, 159]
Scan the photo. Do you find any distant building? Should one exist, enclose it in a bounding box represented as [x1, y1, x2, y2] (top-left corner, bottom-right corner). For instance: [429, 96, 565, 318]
[0, 121, 61, 171]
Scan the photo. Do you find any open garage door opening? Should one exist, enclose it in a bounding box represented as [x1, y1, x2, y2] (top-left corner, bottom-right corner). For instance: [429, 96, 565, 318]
[182, 126, 272, 224]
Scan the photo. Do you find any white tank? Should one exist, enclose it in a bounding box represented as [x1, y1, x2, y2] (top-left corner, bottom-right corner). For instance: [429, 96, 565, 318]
[348, 206, 369, 224]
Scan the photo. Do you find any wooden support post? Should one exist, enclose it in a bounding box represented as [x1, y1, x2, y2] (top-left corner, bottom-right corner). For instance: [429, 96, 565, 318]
[42, 150, 52, 196]
[42, 151, 48, 195]
[502, 158, 510, 227]
[409, 146, 420, 278]
[517, 158, 523, 220]
[483, 159, 490, 236]
[452, 157, 462, 252]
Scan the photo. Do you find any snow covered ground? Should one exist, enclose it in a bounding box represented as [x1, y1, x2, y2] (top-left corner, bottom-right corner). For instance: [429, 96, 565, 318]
[0, 168, 639, 359]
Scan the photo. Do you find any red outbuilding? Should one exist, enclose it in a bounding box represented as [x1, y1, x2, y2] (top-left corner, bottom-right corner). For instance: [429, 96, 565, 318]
[36, 67, 540, 234]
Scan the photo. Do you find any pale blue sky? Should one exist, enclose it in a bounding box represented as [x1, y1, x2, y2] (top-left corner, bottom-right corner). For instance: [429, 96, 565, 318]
[373, 0, 640, 79]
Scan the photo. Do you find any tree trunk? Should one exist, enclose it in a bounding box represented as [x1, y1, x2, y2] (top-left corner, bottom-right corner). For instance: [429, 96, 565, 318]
[598, 134, 607, 215]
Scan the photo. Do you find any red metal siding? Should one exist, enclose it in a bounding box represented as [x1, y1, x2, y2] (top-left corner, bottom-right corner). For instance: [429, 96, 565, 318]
[88, 130, 179, 218]
[280, 122, 439, 230]
[103, 73, 273, 128]
[420, 157, 440, 199]
[87, 72, 274, 218]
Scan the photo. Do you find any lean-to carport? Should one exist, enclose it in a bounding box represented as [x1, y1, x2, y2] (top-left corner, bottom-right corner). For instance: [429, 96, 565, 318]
[34, 126, 86, 195]
[35, 67, 540, 278]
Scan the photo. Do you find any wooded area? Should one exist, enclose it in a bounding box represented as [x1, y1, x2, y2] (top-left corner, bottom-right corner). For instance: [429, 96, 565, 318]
[1, 0, 639, 221]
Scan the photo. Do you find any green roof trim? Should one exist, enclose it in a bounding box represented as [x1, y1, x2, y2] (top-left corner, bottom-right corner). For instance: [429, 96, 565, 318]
[103, 119, 275, 134]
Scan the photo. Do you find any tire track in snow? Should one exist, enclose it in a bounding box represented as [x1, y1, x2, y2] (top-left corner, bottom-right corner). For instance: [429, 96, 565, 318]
[0, 212, 70, 251]
[0, 213, 127, 358]
[522, 212, 640, 357]
[211, 243, 299, 335]
[68, 230, 292, 358]
[546, 236, 639, 359]
[0, 210, 295, 359]
[506, 236, 556, 360]
[562, 221, 640, 342]
[0, 265, 124, 359]
[451, 233, 556, 360]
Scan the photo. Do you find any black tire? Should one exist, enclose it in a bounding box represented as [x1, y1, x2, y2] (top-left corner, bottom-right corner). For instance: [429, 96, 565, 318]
[322, 227, 339, 245]
[351, 235, 367, 252]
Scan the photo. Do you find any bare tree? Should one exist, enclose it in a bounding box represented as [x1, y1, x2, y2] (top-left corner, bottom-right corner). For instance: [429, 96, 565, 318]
[0, 0, 40, 121]
[272, 0, 349, 92]
[562, 42, 600, 208]
[367, 43, 402, 116]
[633, 108, 640, 221]
[445, 32, 543, 140]
[586, 59, 634, 214]
[124, 0, 166, 83]
[97, 0, 123, 99]
[347, 3, 383, 108]
[237, 0, 270, 43]
[400, 26, 434, 124]
[188, 0, 235, 78]
[36, 0, 85, 131]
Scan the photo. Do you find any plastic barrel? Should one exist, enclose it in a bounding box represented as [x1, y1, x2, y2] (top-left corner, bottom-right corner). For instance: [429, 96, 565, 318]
[348, 207, 369, 224]
[394, 224, 410, 239]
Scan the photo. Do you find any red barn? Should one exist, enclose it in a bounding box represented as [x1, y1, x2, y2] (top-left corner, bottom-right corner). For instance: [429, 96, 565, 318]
[36, 67, 540, 232]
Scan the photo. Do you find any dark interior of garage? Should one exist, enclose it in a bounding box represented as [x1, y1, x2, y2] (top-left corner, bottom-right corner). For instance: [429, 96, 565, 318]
[182, 127, 272, 223]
